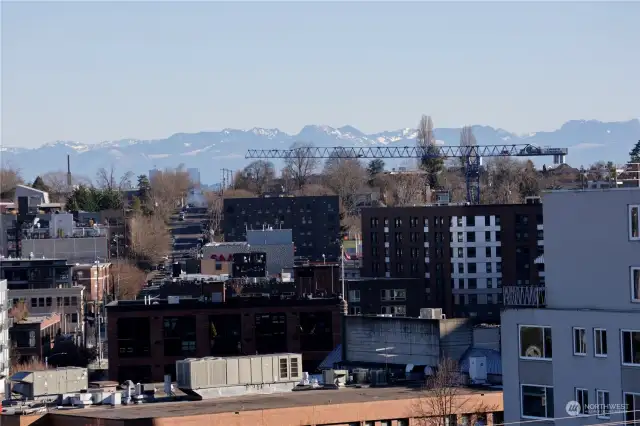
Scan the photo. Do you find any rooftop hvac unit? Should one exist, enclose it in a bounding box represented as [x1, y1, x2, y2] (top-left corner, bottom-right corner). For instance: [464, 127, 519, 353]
[469, 356, 487, 384]
[167, 296, 180, 304]
[420, 308, 445, 320]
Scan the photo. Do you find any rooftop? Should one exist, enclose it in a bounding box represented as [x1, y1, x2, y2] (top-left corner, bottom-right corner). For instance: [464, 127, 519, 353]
[53, 385, 502, 420]
[13, 313, 61, 328]
[107, 296, 343, 311]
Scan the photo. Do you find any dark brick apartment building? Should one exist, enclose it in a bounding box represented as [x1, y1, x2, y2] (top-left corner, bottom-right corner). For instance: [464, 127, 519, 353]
[360, 203, 544, 321]
[222, 195, 341, 262]
[106, 297, 343, 382]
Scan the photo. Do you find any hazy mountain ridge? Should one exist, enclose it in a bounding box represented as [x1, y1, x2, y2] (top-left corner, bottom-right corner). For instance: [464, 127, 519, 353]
[2, 119, 639, 183]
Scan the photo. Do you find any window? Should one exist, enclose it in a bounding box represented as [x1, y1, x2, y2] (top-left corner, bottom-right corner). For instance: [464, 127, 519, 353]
[622, 330, 640, 365]
[596, 390, 610, 419]
[348, 290, 360, 303]
[467, 247, 476, 258]
[467, 216, 475, 226]
[381, 305, 406, 316]
[485, 247, 491, 258]
[467, 232, 476, 243]
[468, 263, 477, 274]
[279, 358, 288, 378]
[468, 278, 477, 289]
[519, 325, 553, 359]
[631, 268, 640, 302]
[573, 328, 587, 355]
[594, 329, 608, 357]
[521, 385, 554, 419]
[380, 289, 406, 301]
[30, 298, 37, 308]
[486, 263, 492, 273]
[290, 357, 300, 378]
[349, 306, 361, 315]
[71, 296, 78, 306]
[624, 393, 640, 426]
[575, 388, 589, 415]
[485, 231, 491, 242]
[630, 205, 640, 240]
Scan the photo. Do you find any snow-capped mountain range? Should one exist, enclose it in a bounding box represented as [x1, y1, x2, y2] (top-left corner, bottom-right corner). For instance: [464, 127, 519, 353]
[2, 119, 639, 183]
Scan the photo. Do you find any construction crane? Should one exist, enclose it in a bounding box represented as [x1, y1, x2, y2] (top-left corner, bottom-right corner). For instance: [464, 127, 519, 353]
[246, 144, 568, 204]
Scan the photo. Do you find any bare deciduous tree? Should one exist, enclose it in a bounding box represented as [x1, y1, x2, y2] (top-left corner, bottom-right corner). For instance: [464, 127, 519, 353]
[384, 173, 427, 206]
[294, 184, 335, 197]
[240, 160, 276, 195]
[323, 148, 367, 215]
[413, 358, 498, 426]
[129, 213, 171, 264]
[0, 165, 23, 199]
[41, 171, 92, 202]
[440, 170, 468, 203]
[204, 191, 223, 241]
[283, 141, 319, 189]
[482, 158, 542, 204]
[110, 262, 146, 300]
[222, 188, 257, 198]
[459, 126, 478, 168]
[9, 300, 29, 322]
[149, 166, 192, 220]
[96, 165, 134, 191]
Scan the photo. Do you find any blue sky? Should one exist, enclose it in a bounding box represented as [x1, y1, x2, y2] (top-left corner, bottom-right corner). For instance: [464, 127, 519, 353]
[2, 1, 639, 148]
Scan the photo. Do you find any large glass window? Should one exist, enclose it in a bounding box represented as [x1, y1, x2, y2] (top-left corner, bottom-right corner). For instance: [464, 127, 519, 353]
[622, 330, 640, 365]
[521, 385, 554, 419]
[117, 318, 150, 358]
[520, 326, 552, 359]
[209, 314, 242, 356]
[163, 316, 197, 357]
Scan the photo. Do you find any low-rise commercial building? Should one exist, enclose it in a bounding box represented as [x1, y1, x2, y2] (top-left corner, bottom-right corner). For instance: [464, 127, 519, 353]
[1, 258, 84, 335]
[1, 386, 504, 426]
[106, 297, 344, 382]
[9, 313, 61, 363]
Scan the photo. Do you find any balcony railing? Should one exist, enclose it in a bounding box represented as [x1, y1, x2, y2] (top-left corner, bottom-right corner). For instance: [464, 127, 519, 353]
[503, 285, 546, 308]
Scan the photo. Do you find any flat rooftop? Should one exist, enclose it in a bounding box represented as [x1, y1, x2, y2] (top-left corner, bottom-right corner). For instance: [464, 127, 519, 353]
[55, 386, 501, 420]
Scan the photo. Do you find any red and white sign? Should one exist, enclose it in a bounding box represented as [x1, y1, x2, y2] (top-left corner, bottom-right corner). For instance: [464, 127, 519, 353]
[210, 254, 233, 261]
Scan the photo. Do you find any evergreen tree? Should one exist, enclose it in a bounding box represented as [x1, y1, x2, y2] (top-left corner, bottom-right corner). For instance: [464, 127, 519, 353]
[32, 176, 49, 192]
[630, 140, 640, 163]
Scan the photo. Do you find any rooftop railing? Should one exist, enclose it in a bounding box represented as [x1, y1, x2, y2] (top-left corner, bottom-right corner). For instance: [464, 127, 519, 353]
[503, 285, 546, 308]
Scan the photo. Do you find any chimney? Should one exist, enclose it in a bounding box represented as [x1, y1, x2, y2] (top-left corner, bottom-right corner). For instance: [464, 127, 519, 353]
[67, 155, 72, 188]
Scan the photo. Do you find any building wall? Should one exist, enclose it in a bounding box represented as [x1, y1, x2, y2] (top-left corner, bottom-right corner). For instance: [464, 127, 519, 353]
[361, 204, 543, 321]
[543, 189, 640, 310]
[346, 278, 423, 317]
[502, 308, 640, 424]
[107, 301, 343, 382]
[9, 286, 84, 335]
[343, 316, 441, 366]
[502, 189, 640, 425]
[0, 279, 8, 388]
[72, 263, 111, 301]
[20, 390, 505, 426]
[21, 237, 109, 264]
[223, 196, 341, 262]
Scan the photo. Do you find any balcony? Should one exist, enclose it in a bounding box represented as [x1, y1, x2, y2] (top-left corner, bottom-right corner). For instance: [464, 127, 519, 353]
[503, 285, 546, 308]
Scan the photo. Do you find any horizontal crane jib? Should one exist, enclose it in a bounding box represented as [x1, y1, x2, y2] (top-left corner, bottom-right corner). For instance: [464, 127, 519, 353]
[245, 145, 568, 159]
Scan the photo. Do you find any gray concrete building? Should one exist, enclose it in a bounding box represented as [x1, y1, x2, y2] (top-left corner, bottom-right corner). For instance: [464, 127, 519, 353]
[502, 189, 640, 425]
[0, 279, 9, 389]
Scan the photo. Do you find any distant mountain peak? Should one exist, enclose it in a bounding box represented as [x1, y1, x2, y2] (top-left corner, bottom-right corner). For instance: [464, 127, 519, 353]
[3, 119, 639, 183]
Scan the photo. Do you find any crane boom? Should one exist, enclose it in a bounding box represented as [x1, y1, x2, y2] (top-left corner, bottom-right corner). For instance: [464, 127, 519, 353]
[245, 144, 568, 204]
